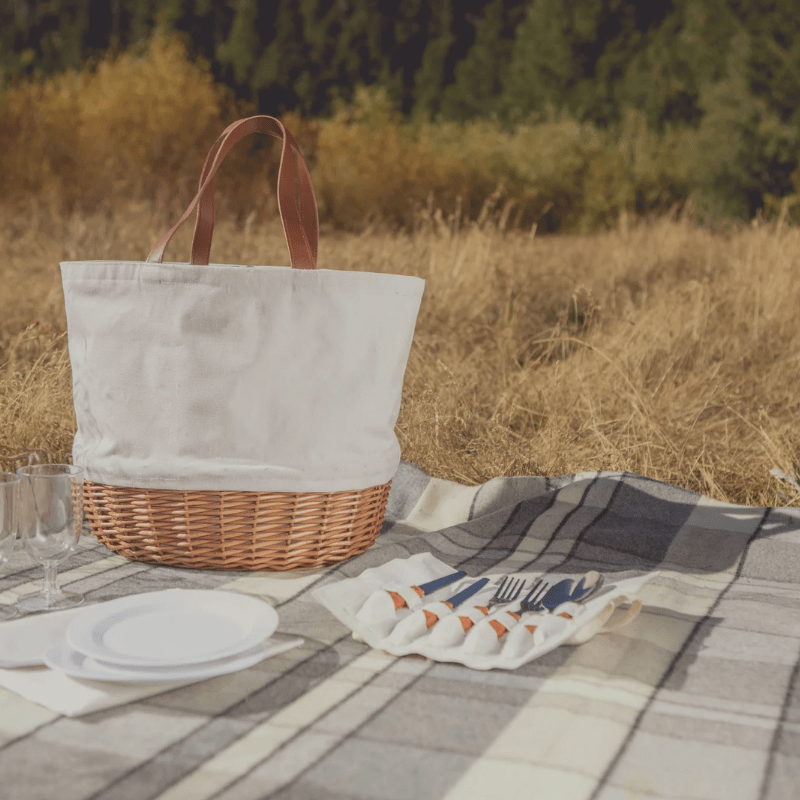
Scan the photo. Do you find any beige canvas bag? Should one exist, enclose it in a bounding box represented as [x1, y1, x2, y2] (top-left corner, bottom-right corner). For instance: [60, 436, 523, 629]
[59, 116, 424, 570]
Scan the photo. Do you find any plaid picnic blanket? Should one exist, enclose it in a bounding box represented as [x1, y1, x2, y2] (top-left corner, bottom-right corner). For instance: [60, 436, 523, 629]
[1, 461, 799, 800]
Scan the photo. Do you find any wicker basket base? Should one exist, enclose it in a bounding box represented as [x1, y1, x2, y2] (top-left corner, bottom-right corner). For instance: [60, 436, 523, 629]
[83, 480, 391, 571]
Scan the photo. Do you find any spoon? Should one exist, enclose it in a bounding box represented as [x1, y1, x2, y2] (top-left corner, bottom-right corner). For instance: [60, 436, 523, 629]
[535, 570, 604, 611]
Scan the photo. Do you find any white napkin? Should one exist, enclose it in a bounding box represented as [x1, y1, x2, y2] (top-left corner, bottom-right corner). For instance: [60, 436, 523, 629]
[0, 605, 303, 717]
[0, 606, 86, 668]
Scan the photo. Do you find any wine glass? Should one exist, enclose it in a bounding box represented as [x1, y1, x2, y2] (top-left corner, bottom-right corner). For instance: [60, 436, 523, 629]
[0, 471, 21, 620]
[16, 464, 84, 612]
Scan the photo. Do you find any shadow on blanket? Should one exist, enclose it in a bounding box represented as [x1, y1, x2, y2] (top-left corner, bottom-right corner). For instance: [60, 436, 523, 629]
[375, 464, 795, 583]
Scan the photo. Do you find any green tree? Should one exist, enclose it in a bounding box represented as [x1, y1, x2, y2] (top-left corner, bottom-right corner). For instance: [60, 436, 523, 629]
[213, 0, 449, 116]
[439, 0, 527, 121]
[615, 0, 738, 129]
[0, 0, 229, 85]
[620, 0, 800, 218]
[0, 0, 94, 81]
[500, 0, 674, 125]
[690, 25, 800, 218]
[411, 0, 455, 116]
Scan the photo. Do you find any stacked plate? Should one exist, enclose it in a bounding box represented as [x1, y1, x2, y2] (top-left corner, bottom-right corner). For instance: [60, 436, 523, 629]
[43, 589, 281, 684]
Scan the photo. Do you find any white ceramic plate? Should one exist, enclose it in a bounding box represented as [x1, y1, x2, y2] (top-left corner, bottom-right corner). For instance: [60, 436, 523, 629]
[44, 639, 279, 684]
[66, 589, 279, 667]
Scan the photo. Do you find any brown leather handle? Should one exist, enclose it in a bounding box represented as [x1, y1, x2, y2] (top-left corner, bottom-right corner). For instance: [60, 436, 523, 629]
[147, 116, 318, 269]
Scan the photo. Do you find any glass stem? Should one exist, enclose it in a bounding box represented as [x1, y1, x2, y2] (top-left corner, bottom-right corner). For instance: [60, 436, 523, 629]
[43, 564, 60, 601]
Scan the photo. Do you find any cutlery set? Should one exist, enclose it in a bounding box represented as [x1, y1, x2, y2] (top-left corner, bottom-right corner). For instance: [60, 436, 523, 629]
[408, 571, 604, 652]
[313, 552, 658, 670]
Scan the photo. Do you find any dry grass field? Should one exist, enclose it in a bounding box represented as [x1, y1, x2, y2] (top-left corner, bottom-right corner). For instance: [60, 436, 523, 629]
[1, 35, 798, 507]
[1, 198, 799, 508]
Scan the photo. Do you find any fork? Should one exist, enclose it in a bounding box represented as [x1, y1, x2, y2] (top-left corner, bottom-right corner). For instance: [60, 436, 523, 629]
[518, 578, 550, 613]
[457, 575, 526, 633]
[520, 573, 603, 634]
[485, 576, 526, 609]
[486, 578, 550, 638]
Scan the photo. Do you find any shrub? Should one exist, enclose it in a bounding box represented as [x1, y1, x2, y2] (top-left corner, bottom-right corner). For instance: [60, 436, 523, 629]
[0, 35, 235, 216]
[0, 37, 693, 234]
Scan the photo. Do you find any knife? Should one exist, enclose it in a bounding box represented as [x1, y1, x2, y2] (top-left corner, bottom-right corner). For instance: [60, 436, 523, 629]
[386, 569, 467, 610]
[421, 577, 490, 629]
[386, 577, 492, 645]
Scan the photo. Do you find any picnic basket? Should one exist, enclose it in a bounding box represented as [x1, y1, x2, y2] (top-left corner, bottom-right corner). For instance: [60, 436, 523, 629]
[60, 116, 424, 571]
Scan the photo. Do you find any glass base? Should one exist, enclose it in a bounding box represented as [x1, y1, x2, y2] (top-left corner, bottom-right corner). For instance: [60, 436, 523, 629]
[0, 604, 18, 621]
[17, 590, 84, 612]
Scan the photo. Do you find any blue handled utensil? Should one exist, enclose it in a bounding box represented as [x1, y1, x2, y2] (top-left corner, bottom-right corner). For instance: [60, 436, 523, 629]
[532, 571, 604, 611]
[532, 578, 574, 611]
[568, 572, 603, 603]
[417, 577, 491, 630]
[390, 576, 493, 638]
[385, 570, 467, 610]
[416, 571, 467, 595]
[442, 577, 490, 609]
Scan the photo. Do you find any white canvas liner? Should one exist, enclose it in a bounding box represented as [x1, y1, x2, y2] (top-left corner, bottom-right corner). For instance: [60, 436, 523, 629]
[60, 116, 424, 493]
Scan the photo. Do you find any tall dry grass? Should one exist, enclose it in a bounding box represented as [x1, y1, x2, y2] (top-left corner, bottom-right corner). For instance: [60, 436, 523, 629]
[1, 198, 799, 507]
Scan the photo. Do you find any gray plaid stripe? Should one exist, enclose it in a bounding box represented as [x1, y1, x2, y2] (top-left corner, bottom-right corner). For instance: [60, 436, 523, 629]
[758, 603, 800, 799]
[592, 506, 770, 799]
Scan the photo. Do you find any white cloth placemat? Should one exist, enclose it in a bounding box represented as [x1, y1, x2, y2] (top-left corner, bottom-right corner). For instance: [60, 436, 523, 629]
[0, 602, 303, 717]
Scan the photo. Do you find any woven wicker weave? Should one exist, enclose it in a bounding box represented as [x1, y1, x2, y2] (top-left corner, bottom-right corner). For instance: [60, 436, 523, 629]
[83, 480, 391, 571]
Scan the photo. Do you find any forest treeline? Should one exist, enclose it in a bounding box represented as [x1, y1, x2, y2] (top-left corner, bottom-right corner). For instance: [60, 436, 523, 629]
[3, 0, 800, 225]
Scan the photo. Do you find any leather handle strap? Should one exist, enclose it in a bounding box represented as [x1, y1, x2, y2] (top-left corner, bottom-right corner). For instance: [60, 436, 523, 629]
[191, 117, 318, 268]
[147, 116, 318, 269]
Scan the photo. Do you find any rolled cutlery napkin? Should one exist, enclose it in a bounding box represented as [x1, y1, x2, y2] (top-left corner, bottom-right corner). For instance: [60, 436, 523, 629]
[386, 578, 490, 646]
[313, 555, 659, 671]
[355, 569, 469, 638]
